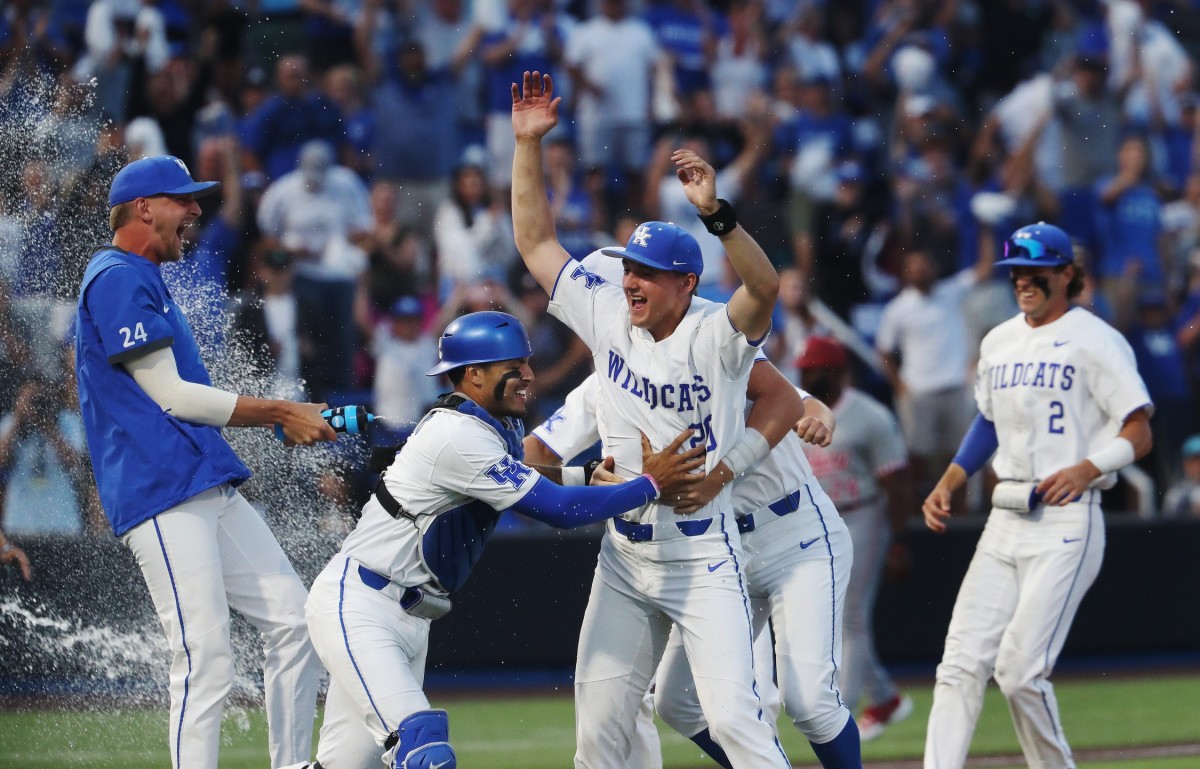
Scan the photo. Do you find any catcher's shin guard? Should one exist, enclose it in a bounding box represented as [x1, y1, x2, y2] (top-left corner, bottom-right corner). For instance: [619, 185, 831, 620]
[384, 710, 455, 769]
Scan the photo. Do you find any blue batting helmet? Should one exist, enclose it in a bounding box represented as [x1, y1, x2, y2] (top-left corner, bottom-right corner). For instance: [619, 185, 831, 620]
[426, 311, 533, 375]
[996, 222, 1074, 268]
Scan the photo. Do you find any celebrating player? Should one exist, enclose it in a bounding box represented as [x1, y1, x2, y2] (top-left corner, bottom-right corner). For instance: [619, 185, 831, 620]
[524, 253, 862, 768]
[921, 222, 1153, 769]
[293, 311, 705, 769]
[796, 336, 915, 740]
[75, 155, 338, 769]
[512, 71, 798, 769]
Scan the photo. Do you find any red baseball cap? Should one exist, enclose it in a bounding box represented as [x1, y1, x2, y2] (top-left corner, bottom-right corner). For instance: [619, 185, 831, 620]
[796, 336, 847, 370]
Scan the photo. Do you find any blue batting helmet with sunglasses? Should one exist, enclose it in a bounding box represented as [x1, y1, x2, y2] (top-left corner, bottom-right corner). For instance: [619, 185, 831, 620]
[995, 222, 1074, 268]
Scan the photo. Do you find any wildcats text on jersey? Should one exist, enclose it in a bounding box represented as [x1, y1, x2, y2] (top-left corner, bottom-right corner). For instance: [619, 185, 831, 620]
[605, 350, 711, 412]
[988, 361, 1075, 392]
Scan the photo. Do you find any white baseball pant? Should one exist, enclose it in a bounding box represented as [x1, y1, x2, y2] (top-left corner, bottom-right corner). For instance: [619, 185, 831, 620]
[123, 484, 321, 769]
[654, 490, 853, 746]
[924, 497, 1105, 769]
[305, 555, 433, 769]
[573, 528, 790, 769]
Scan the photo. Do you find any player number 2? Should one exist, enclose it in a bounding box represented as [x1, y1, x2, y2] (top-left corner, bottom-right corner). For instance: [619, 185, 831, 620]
[1048, 401, 1065, 435]
[118, 323, 148, 348]
[688, 415, 717, 453]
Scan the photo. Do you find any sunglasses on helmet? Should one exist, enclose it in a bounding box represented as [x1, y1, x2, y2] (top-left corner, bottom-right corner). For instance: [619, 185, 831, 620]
[1003, 237, 1063, 262]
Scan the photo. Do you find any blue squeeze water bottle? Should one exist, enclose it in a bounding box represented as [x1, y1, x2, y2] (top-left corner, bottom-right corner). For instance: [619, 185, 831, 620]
[275, 405, 375, 440]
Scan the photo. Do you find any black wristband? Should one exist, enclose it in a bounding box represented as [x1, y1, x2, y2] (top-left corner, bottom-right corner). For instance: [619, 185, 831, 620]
[698, 199, 737, 237]
[583, 458, 603, 486]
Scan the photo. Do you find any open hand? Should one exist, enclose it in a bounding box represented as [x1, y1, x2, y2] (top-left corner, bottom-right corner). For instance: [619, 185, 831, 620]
[673, 149, 718, 214]
[511, 71, 561, 141]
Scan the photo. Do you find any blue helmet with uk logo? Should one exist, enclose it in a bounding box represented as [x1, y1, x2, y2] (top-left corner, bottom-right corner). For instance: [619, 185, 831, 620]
[427, 311, 533, 375]
[996, 222, 1074, 268]
[601, 221, 704, 277]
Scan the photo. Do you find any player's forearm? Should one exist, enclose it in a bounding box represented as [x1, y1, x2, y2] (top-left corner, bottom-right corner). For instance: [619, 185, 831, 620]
[800, 396, 836, 436]
[510, 475, 657, 528]
[723, 228, 780, 339]
[746, 379, 804, 448]
[511, 137, 566, 290]
[879, 467, 915, 538]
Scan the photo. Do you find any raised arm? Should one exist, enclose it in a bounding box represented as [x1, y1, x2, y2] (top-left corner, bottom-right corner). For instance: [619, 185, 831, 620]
[511, 71, 573, 294]
[673, 149, 779, 340]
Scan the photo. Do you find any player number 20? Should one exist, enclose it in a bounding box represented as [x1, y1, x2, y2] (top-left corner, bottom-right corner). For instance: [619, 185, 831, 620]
[118, 323, 148, 348]
[688, 415, 717, 453]
[1048, 401, 1065, 435]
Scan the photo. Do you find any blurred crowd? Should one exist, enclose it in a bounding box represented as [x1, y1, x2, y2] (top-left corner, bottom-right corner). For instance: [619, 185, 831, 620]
[5, 0, 1200, 541]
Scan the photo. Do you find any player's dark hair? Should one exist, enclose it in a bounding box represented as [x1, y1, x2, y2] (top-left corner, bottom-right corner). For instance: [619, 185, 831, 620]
[1065, 262, 1085, 300]
[446, 366, 467, 386]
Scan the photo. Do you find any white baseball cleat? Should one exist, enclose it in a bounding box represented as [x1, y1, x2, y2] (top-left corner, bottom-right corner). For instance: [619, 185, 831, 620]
[858, 693, 913, 741]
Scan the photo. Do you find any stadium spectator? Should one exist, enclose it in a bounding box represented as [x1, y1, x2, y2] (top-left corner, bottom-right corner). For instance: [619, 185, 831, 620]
[370, 295, 439, 441]
[875, 245, 994, 506]
[367, 40, 459, 237]
[710, 0, 768, 121]
[298, 0, 357, 74]
[241, 54, 346, 181]
[257, 139, 372, 398]
[1162, 434, 1200, 518]
[479, 0, 567, 189]
[1093, 135, 1164, 297]
[227, 247, 303, 397]
[433, 149, 519, 296]
[0, 375, 88, 536]
[1124, 293, 1191, 489]
[563, 0, 661, 210]
[321, 63, 373, 180]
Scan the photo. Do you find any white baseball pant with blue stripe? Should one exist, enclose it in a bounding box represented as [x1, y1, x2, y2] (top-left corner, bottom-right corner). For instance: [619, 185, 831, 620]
[574, 522, 791, 769]
[654, 483, 853, 745]
[123, 484, 321, 769]
[924, 497, 1104, 769]
[303, 554, 434, 769]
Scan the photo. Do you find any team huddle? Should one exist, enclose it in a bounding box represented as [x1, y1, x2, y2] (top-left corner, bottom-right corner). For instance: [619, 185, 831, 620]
[74, 72, 1153, 769]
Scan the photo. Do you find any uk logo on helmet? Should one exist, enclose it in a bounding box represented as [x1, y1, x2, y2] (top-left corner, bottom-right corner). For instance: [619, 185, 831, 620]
[631, 226, 652, 247]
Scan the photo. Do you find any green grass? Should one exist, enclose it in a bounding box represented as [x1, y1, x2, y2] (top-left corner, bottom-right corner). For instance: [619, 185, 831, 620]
[2, 674, 1198, 767]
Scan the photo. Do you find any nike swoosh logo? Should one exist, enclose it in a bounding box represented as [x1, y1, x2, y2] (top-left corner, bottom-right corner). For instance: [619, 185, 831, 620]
[432, 761, 451, 769]
[1063, 537, 1081, 543]
[1053, 340, 1068, 347]
[707, 560, 727, 572]
[673, 260, 688, 266]
[799, 537, 820, 549]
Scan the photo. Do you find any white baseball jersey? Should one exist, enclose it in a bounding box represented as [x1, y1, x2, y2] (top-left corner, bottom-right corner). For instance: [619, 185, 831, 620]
[548, 256, 760, 530]
[342, 407, 540, 592]
[976, 307, 1153, 484]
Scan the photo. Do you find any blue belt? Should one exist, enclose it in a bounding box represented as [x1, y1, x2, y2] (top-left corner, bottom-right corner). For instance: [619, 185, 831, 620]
[737, 489, 802, 534]
[613, 516, 712, 542]
[357, 564, 424, 609]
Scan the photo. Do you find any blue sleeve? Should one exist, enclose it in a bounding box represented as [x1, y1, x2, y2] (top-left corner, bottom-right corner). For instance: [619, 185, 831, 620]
[951, 412, 998, 476]
[509, 476, 657, 529]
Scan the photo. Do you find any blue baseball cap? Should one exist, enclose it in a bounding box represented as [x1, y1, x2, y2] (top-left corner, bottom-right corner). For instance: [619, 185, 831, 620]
[108, 155, 220, 208]
[996, 222, 1074, 268]
[601, 221, 704, 277]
